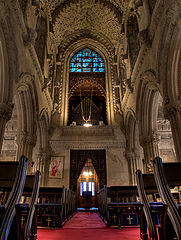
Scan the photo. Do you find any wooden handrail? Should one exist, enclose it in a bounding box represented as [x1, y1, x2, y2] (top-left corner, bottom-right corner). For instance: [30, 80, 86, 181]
[0, 155, 28, 240]
[153, 157, 181, 239]
[136, 170, 158, 240]
[24, 170, 41, 240]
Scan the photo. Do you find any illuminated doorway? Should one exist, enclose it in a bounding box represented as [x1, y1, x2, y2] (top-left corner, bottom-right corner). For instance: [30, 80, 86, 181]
[77, 158, 99, 208]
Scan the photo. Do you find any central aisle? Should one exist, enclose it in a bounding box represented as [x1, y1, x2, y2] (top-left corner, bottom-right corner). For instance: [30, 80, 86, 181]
[38, 212, 140, 240]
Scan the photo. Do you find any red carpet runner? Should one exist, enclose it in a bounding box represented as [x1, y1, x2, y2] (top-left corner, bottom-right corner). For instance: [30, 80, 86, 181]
[38, 212, 140, 240]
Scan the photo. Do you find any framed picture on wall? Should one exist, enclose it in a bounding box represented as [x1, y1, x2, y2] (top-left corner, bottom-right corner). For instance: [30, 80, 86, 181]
[49, 156, 64, 178]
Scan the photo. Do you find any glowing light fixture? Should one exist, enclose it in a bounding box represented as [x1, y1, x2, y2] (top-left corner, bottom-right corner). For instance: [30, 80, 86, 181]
[83, 122, 92, 127]
[83, 171, 92, 176]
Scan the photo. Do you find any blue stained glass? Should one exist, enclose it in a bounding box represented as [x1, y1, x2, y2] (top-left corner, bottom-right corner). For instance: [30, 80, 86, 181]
[83, 68, 91, 72]
[83, 62, 92, 68]
[82, 58, 92, 63]
[69, 48, 105, 72]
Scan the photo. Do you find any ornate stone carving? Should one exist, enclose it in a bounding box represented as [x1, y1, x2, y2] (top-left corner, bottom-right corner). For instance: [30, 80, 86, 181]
[138, 29, 151, 48]
[52, 0, 122, 49]
[16, 131, 37, 147]
[23, 27, 38, 46]
[164, 103, 181, 119]
[0, 103, 14, 121]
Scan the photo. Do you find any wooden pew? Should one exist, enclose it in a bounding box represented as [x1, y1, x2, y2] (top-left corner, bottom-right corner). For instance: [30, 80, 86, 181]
[36, 186, 66, 228]
[153, 157, 181, 240]
[136, 170, 167, 240]
[97, 185, 142, 230]
[36, 187, 77, 229]
[0, 156, 28, 240]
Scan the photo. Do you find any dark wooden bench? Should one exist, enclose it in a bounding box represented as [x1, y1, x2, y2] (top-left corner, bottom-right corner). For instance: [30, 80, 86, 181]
[97, 185, 143, 230]
[0, 156, 28, 240]
[153, 157, 181, 240]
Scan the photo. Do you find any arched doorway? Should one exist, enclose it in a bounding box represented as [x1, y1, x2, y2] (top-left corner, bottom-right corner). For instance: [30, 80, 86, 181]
[70, 149, 107, 208]
[78, 158, 99, 208]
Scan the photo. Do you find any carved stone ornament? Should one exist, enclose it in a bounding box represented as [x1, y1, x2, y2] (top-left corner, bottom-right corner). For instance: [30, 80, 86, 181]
[164, 103, 181, 119]
[51, 0, 122, 48]
[16, 131, 37, 147]
[138, 29, 151, 48]
[0, 103, 14, 121]
[23, 28, 38, 46]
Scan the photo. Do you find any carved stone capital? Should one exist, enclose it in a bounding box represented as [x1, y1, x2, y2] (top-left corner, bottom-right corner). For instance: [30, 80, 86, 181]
[164, 103, 181, 119]
[0, 103, 14, 121]
[140, 132, 159, 147]
[17, 131, 37, 147]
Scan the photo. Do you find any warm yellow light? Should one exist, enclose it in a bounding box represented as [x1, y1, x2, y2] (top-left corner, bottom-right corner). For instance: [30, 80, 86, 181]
[83, 122, 92, 127]
[83, 171, 92, 177]
[83, 171, 89, 176]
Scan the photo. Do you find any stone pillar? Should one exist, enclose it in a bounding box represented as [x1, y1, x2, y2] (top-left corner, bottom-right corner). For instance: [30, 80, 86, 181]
[126, 151, 141, 185]
[38, 149, 50, 186]
[164, 104, 181, 162]
[0, 103, 14, 153]
[140, 133, 160, 173]
[16, 131, 36, 174]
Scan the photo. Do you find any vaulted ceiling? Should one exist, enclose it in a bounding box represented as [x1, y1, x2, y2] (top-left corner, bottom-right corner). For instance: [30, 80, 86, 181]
[39, 0, 133, 50]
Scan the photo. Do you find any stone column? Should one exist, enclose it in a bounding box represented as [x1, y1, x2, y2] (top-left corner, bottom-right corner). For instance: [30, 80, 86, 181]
[16, 131, 36, 174]
[0, 103, 14, 153]
[164, 104, 181, 162]
[126, 151, 141, 185]
[140, 133, 160, 173]
[38, 149, 50, 186]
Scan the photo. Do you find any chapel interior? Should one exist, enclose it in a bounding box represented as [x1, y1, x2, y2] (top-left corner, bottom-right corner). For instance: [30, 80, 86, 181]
[0, 0, 181, 239]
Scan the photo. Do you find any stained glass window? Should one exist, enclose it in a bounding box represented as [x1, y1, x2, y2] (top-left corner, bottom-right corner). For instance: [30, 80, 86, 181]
[69, 48, 105, 72]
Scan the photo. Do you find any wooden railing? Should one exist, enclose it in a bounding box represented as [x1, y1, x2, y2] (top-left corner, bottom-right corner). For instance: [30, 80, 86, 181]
[0, 155, 28, 240]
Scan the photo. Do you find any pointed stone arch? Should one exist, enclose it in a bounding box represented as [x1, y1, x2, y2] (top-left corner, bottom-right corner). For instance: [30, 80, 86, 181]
[58, 38, 116, 126]
[15, 73, 39, 172]
[157, 2, 181, 103]
[136, 71, 162, 171]
[0, 12, 19, 152]
[70, 149, 106, 192]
